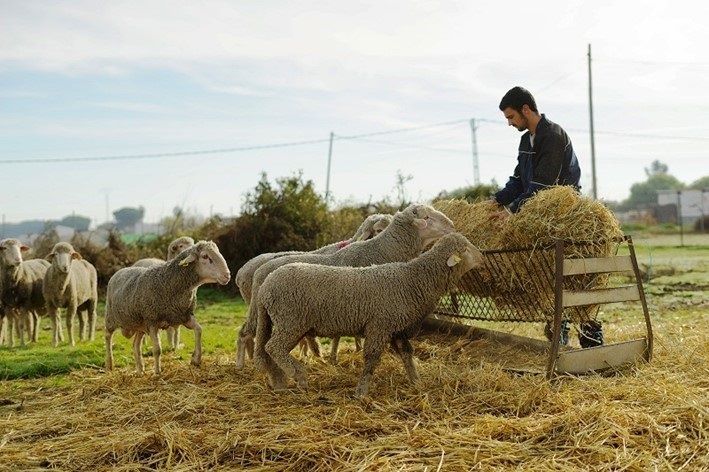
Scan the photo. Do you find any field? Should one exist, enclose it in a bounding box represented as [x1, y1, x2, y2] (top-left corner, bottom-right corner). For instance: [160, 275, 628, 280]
[1, 235, 707, 471]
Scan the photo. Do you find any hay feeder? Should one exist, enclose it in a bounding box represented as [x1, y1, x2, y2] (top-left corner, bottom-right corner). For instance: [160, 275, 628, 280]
[432, 235, 653, 379]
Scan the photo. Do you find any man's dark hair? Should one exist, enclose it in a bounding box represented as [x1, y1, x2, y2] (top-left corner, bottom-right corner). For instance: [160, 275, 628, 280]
[499, 86, 538, 113]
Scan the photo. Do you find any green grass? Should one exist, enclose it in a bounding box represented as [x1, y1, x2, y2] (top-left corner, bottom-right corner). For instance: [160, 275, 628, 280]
[0, 288, 248, 380]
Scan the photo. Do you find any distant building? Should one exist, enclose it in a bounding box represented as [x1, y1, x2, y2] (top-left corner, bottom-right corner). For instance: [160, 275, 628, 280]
[657, 189, 708, 225]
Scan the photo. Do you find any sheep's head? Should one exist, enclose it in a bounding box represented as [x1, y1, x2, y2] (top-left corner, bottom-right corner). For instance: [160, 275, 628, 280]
[355, 214, 393, 241]
[0, 239, 29, 268]
[404, 204, 455, 247]
[178, 241, 231, 285]
[436, 233, 484, 277]
[167, 236, 195, 261]
[46, 242, 82, 273]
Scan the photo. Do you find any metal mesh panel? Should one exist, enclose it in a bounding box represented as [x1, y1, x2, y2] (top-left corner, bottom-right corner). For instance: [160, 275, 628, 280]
[436, 241, 619, 323]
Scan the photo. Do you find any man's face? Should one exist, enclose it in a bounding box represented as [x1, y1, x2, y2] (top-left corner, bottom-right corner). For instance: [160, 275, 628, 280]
[502, 106, 529, 132]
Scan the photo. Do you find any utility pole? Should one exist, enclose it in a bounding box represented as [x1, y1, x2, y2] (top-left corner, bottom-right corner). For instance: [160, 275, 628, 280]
[469, 119, 480, 186]
[677, 190, 684, 247]
[588, 43, 598, 199]
[325, 131, 334, 203]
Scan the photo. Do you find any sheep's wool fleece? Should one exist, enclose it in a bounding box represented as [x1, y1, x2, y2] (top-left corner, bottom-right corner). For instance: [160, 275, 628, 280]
[258, 234, 474, 339]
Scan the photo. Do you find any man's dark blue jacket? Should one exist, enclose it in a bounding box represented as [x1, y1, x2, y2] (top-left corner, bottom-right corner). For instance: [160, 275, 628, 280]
[494, 114, 581, 212]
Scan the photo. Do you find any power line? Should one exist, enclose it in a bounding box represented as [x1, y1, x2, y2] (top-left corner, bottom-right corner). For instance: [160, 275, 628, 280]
[1, 117, 706, 165]
[0, 138, 333, 164]
[336, 119, 468, 140]
[341, 136, 470, 155]
[0, 119, 470, 165]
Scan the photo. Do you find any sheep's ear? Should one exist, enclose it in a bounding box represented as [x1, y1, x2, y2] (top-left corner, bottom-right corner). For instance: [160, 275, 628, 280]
[179, 253, 197, 266]
[357, 230, 372, 241]
[412, 218, 428, 230]
[20, 245, 30, 252]
[71, 252, 83, 260]
[447, 254, 462, 267]
[46, 253, 55, 261]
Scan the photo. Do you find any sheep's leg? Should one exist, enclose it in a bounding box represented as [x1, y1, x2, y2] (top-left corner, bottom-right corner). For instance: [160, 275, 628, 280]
[329, 337, 341, 365]
[166, 327, 174, 350]
[166, 326, 181, 351]
[48, 306, 61, 347]
[132, 332, 145, 374]
[7, 312, 15, 348]
[31, 311, 40, 342]
[88, 300, 97, 341]
[355, 336, 387, 398]
[298, 338, 308, 357]
[354, 337, 362, 352]
[253, 305, 288, 390]
[66, 304, 77, 347]
[17, 312, 26, 347]
[391, 337, 419, 384]
[104, 328, 115, 370]
[148, 326, 162, 375]
[78, 309, 86, 342]
[184, 315, 202, 367]
[305, 336, 321, 359]
[266, 327, 308, 390]
[236, 305, 257, 368]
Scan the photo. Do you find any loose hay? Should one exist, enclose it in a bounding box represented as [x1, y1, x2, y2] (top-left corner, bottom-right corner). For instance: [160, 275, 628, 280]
[1, 310, 706, 471]
[434, 188, 625, 322]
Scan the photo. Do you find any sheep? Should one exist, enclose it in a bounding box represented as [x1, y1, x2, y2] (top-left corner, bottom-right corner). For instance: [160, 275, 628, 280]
[104, 241, 231, 374]
[235, 214, 392, 304]
[132, 236, 196, 349]
[235, 204, 454, 369]
[42, 242, 98, 347]
[234, 213, 393, 363]
[0, 239, 49, 346]
[254, 232, 483, 396]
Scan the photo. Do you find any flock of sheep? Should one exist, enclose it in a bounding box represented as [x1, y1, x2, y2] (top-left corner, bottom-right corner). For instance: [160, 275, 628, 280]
[0, 204, 484, 397]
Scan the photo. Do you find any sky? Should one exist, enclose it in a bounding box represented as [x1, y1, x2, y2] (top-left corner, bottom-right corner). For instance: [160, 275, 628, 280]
[1, 0, 708, 226]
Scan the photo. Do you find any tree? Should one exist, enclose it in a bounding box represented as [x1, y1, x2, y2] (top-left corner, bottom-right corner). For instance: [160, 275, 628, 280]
[621, 169, 685, 210]
[113, 206, 145, 230]
[688, 176, 709, 190]
[393, 170, 414, 209]
[644, 160, 669, 177]
[60, 215, 91, 232]
[241, 171, 330, 250]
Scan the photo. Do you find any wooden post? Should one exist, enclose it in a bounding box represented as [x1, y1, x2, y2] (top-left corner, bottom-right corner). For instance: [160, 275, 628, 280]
[627, 236, 653, 361]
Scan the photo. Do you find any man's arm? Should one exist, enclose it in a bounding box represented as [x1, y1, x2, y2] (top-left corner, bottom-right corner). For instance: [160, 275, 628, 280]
[493, 163, 523, 206]
[508, 133, 566, 212]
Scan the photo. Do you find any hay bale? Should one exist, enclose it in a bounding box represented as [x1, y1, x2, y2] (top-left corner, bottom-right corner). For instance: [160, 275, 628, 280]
[434, 188, 624, 322]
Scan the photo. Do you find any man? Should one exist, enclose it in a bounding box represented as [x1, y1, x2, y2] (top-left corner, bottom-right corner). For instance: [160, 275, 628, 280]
[492, 86, 602, 348]
[492, 86, 581, 215]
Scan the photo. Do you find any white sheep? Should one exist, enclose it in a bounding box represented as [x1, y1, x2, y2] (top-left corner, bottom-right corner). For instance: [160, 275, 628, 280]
[235, 214, 393, 364]
[235, 214, 392, 304]
[42, 242, 99, 347]
[254, 232, 483, 397]
[0, 239, 49, 346]
[132, 236, 195, 349]
[105, 241, 231, 374]
[235, 204, 454, 369]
